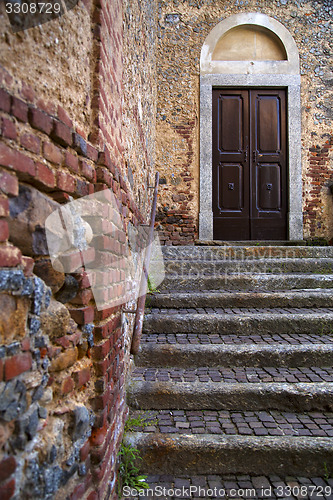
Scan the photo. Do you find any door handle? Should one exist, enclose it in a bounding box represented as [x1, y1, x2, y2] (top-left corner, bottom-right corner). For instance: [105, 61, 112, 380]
[252, 150, 257, 163]
[244, 148, 248, 163]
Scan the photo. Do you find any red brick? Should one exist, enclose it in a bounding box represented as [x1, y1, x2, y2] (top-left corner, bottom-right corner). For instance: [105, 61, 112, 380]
[0, 457, 16, 483]
[0, 169, 18, 196]
[70, 482, 87, 500]
[57, 105, 73, 128]
[0, 244, 22, 267]
[64, 151, 79, 173]
[68, 306, 95, 324]
[73, 367, 91, 388]
[43, 142, 63, 165]
[96, 166, 112, 186]
[20, 133, 40, 154]
[54, 336, 71, 348]
[86, 143, 98, 162]
[5, 352, 32, 380]
[21, 83, 35, 103]
[57, 170, 76, 193]
[86, 491, 98, 500]
[11, 96, 28, 122]
[76, 179, 90, 197]
[21, 337, 30, 351]
[0, 89, 11, 113]
[0, 143, 35, 177]
[28, 107, 53, 135]
[94, 315, 121, 340]
[61, 376, 75, 395]
[35, 161, 56, 189]
[70, 288, 94, 305]
[81, 160, 96, 181]
[0, 196, 9, 217]
[90, 423, 108, 447]
[51, 120, 72, 147]
[36, 98, 56, 116]
[0, 478, 15, 500]
[0, 219, 9, 242]
[1, 118, 17, 141]
[92, 340, 110, 361]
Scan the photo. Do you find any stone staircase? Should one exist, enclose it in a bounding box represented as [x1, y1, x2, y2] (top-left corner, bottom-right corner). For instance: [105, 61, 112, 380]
[125, 245, 333, 497]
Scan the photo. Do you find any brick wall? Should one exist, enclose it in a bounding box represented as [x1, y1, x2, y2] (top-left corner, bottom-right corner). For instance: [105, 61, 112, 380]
[0, 0, 157, 498]
[155, 0, 333, 244]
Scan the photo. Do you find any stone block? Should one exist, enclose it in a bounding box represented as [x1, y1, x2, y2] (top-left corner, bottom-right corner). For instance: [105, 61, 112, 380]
[34, 258, 65, 293]
[8, 184, 59, 257]
[40, 297, 71, 339]
[49, 347, 78, 372]
[0, 294, 29, 344]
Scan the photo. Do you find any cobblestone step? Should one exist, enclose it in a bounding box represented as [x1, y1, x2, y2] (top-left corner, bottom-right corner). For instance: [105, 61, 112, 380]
[136, 342, 333, 368]
[128, 378, 333, 412]
[141, 332, 333, 345]
[129, 409, 333, 438]
[161, 245, 333, 261]
[143, 310, 333, 335]
[162, 258, 333, 275]
[124, 432, 333, 477]
[127, 474, 333, 500]
[159, 273, 333, 291]
[147, 289, 333, 309]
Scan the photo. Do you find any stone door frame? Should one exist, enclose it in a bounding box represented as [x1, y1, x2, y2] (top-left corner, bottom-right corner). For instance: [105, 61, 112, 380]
[199, 13, 303, 241]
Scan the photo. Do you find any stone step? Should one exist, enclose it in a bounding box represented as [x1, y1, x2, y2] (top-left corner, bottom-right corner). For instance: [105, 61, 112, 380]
[136, 342, 333, 368]
[147, 289, 333, 309]
[158, 273, 333, 291]
[128, 377, 333, 412]
[160, 245, 333, 261]
[125, 432, 333, 476]
[162, 258, 333, 275]
[143, 310, 333, 335]
[126, 473, 333, 500]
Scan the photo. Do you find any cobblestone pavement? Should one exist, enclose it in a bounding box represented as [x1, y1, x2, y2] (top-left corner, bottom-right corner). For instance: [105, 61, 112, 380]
[121, 474, 333, 499]
[141, 333, 333, 345]
[132, 367, 333, 384]
[128, 409, 333, 437]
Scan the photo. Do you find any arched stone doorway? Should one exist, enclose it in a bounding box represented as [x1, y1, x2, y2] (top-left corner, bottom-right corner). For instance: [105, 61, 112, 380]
[199, 13, 303, 241]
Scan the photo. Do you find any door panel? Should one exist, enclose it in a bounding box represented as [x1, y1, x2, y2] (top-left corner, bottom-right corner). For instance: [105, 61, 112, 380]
[212, 89, 250, 240]
[218, 96, 244, 152]
[212, 88, 287, 241]
[218, 163, 243, 211]
[257, 164, 281, 211]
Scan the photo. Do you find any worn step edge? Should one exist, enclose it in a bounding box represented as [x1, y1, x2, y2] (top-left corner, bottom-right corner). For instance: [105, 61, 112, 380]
[161, 245, 333, 259]
[163, 258, 333, 274]
[127, 381, 333, 412]
[136, 343, 333, 368]
[147, 290, 333, 309]
[124, 432, 333, 476]
[143, 311, 333, 334]
[159, 274, 333, 291]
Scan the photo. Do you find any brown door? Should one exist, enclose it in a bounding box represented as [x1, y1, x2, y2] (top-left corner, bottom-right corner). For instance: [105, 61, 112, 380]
[212, 88, 287, 240]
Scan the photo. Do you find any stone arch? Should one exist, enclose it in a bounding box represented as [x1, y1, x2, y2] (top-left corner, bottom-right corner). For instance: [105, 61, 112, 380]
[199, 13, 303, 241]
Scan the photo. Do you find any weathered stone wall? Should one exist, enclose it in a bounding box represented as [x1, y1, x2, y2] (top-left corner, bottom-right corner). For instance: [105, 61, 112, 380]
[0, 0, 157, 499]
[155, 0, 333, 244]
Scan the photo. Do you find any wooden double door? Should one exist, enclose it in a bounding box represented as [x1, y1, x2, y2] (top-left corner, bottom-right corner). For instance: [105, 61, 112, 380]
[212, 88, 287, 240]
